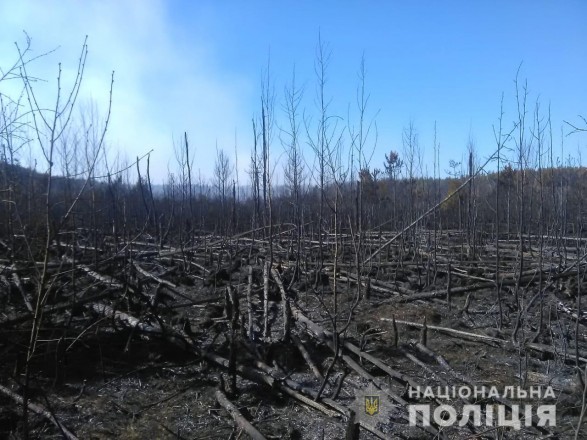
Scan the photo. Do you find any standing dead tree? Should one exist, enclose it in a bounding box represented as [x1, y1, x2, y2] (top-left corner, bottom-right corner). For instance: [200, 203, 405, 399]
[348, 55, 378, 301]
[0, 35, 51, 262]
[492, 93, 514, 329]
[213, 147, 232, 234]
[383, 149, 403, 231]
[305, 33, 342, 288]
[249, 118, 261, 232]
[281, 66, 305, 281]
[365, 144, 503, 265]
[15, 35, 114, 438]
[511, 69, 531, 343]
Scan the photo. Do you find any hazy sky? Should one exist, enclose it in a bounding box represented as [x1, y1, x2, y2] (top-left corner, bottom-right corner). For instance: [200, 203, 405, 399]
[1, 0, 586, 184]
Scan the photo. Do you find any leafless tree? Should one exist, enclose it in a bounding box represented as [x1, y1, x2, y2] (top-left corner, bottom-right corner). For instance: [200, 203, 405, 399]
[214, 147, 232, 233]
[305, 33, 343, 285]
[465, 138, 478, 257]
[249, 118, 261, 230]
[531, 98, 548, 339]
[402, 121, 419, 225]
[383, 149, 403, 231]
[173, 131, 196, 250]
[512, 68, 532, 342]
[347, 55, 378, 299]
[564, 114, 587, 134]
[492, 93, 510, 328]
[260, 56, 275, 231]
[15, 35, 115, 437]
[281, 66, 305, 277]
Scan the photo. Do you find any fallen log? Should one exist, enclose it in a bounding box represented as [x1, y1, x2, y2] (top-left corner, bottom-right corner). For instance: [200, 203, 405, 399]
[0, 384, 78, 440]
[392, 266, 582, 303]
[557, 301, 587, 324]
[292, 334, 323, 380]
[87, 300, 346, 422]
[292, 304, 420, 390]
[91, 303, 162, 334]
[0, 290, 114, 328]
[272, 268, 291, 342]
[406, 341, 551, 436]
[133, 262, 177, 289]
[382, 318, 504, 345]
[526, 342, 587, 363]
[12, 272, 33, 313]
[290, 303, 443, 438]
[385, 318, 587, 365]
[87, 296, 393, 439]
[200, 347, 355, 425]
[63, 257, 124, 289]
[412, 341, 474, 384]
[365, 148, 502, 264]
[215, 389, 266, 440]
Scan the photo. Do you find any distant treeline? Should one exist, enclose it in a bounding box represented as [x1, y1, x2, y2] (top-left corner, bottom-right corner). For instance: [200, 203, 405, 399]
[2, 158, 586, 260]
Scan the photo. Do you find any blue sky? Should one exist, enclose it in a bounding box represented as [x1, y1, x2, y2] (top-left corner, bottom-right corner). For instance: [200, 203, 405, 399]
[1, 0, 586, 184]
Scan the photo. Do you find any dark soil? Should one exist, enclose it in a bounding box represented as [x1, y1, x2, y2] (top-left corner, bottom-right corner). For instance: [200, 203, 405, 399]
[1, 231, 586, 439]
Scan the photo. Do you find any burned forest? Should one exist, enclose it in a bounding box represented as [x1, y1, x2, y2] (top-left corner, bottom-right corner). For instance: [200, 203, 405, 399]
[2, 35, 587, 440]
